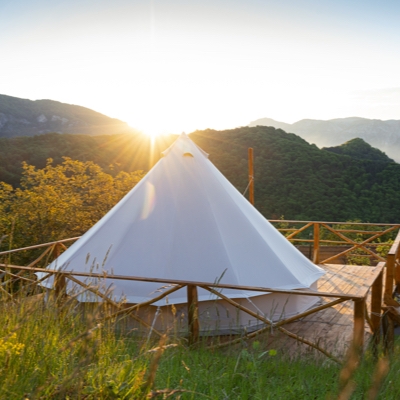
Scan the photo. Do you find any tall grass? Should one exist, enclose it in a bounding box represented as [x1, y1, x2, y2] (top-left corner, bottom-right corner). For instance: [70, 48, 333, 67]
[1, 292, 400, 399]
[0, 295, 148, 399]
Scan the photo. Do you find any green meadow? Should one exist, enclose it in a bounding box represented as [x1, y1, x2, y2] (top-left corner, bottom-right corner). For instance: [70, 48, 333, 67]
[1, 292, 399, 400]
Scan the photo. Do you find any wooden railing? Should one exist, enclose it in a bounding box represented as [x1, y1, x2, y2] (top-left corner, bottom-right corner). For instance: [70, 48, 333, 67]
[269, 220, 400, 266]
[1, 219, 399, 358]
[0, 261, 383, 363]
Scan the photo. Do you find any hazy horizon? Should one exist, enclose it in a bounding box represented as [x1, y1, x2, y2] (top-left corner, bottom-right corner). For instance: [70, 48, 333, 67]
[1, 0, 400, 135]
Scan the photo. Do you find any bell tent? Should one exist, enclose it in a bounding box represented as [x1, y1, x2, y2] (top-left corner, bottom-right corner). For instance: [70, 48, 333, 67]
[41, 133, 325, 333]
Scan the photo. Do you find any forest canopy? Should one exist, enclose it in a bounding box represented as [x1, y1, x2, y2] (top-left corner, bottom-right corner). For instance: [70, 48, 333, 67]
[0, 158, 144, 252]
[0, 126, 399, 253]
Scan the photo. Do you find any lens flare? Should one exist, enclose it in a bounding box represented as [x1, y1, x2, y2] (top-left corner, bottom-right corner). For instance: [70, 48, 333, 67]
[141, 182, 156, 220]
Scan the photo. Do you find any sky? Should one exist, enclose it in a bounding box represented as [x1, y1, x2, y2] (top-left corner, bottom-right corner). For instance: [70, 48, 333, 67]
[1, 0, 400, 135]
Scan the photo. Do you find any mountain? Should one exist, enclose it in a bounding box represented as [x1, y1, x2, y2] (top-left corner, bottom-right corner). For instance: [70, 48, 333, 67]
[323, 138, 394, 163]
[248, 118, 292, 132]
[249, 117, 400, 163]
[0, 132, 177, 187]
[1, 127, 400, 223]
[0, 94, 132, 137]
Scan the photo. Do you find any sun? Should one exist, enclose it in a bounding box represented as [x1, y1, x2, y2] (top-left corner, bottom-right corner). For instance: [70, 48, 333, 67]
[141, 127, 163, 140]
[128, 119, 168, 140]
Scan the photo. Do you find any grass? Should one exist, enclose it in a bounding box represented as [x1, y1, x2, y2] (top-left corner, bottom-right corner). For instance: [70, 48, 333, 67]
[1, 292, 400, 399]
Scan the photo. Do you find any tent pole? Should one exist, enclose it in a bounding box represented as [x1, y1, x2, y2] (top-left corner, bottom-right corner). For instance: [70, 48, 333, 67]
[187, 285, 200, 345]
[248, 148, 254, 205]
[313, 223, 320, 264]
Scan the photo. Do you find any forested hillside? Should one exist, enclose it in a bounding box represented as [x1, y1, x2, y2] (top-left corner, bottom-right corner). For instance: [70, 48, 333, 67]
[323, 138, 394, 163]
[0, 133, 175, 187]
[191, 128, 400, 223]
[1, 127, 400, 225]
[249, 116, 400, 163]
[0, 94, 132, 138]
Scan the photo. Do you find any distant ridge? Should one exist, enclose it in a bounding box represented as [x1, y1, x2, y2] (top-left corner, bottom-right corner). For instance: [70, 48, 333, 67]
[249, 116, 400, 162]
[323, 138, 394, 163]
[0, 94, 132, 138]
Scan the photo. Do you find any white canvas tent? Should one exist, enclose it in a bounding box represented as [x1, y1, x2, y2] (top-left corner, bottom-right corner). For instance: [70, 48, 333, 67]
[41, 133, 325, 333]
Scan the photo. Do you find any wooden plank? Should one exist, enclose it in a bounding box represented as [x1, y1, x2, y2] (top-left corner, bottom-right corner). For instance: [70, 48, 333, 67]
[289, 306, 339, 341]
[323, 264, 382, 298]
[316, 268, 337, 291]
[314, 305, 350, 332]
[298, 302, 352, 344]
[283, 303, 353, 356]
[320, 267, 370, 333]
[288, 265, 375, 353]
[320, 302, 359, 348]
[284, 265, 343, 346]
[308, 297, 364, 355]
[321, 265, 360, 296]
[282, 269, 356, 351]
[361, 265, 384, 293]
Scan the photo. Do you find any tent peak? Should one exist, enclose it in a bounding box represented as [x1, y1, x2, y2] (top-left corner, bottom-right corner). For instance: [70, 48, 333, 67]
[162, 133, 209, 159]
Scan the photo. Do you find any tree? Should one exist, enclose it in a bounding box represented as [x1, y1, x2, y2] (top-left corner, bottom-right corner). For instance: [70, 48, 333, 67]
[0, 158, 144, 253]
[0, 182, 13, 250]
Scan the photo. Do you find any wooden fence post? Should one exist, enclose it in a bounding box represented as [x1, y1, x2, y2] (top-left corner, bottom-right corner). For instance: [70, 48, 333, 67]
[313, 223, 320, 264]
[384, 254, 395, 303]
[52, 243, 66, 305]
[54, 272, 66, 304]
[391, 230, 400, 293]
[353, 298, 365, 352]
[187, 285, 199, 345]
[371, 270, 383, 351]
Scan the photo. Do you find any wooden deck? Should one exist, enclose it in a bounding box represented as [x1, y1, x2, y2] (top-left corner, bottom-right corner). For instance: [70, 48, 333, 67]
[256, 264, 383, 358]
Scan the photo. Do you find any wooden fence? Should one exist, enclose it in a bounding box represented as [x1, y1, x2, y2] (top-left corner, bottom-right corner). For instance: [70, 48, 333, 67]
[1, 220, 400, 360]
[0, 260, 383, 363]
[269, 220, 400, 266]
